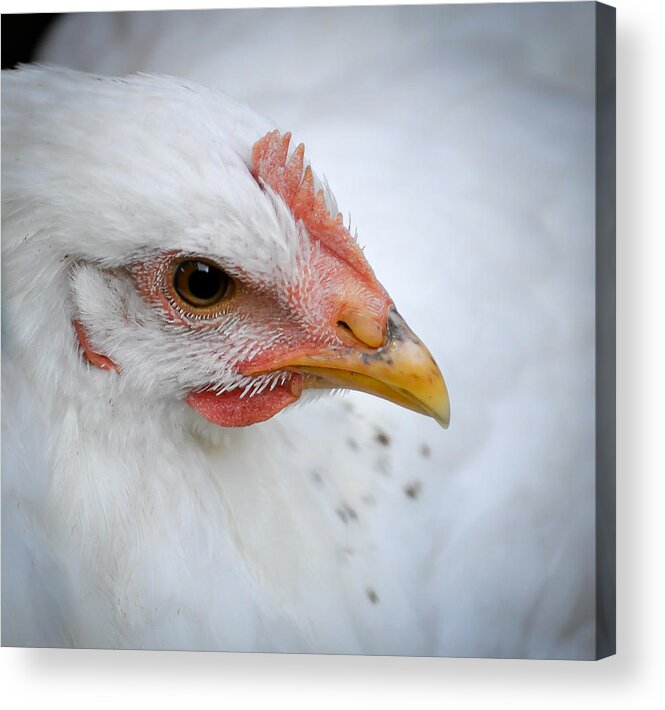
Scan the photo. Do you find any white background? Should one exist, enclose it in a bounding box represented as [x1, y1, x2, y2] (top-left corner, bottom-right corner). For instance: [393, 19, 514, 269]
[0, 0, 663, 707]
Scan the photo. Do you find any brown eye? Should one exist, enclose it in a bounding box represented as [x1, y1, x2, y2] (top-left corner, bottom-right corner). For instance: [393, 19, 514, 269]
[173, 260, 233, 310]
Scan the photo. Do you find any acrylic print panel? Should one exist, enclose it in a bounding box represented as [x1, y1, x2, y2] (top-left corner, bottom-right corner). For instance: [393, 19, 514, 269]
[1, 2, 615, 659]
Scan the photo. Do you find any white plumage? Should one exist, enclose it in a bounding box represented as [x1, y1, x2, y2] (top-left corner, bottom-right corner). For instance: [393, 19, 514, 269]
[2, 5, 596, 658]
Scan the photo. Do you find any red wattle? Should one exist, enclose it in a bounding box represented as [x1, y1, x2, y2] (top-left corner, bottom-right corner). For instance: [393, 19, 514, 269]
[186, 380, 301, 427]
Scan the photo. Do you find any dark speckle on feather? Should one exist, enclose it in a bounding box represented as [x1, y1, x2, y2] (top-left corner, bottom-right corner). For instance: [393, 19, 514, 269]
[420, 443, 431, 459]
[404, 481, 422, 499]
[375, 429, 390, 446]
[347, 437, 359, 451]
[366, 588, 379, 605]
[336, 502, 358, 524]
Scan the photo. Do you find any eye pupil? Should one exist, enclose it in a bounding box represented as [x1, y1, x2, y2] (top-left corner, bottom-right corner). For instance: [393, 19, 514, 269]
[189, 263, 220, 300]
[173, 260, 231, 309]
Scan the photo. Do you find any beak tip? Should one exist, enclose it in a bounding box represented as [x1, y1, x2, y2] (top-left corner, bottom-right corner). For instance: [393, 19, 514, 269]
[427, 371, 450, 429]
[433, 400, 451, 429]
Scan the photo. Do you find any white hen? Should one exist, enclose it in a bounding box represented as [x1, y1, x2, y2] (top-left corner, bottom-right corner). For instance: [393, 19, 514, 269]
[3, 4, 598, 658]
[2, 64, 450, 653]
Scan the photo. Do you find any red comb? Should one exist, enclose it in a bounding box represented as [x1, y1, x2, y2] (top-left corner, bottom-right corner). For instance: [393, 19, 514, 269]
[251, 130, 374, 280]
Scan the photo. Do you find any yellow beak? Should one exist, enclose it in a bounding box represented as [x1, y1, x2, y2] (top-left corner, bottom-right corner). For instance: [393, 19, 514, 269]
[288, 308, 450, 428]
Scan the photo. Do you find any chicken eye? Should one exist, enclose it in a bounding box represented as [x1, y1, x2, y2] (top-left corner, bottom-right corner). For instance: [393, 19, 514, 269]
[173, 260, 232, 309]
